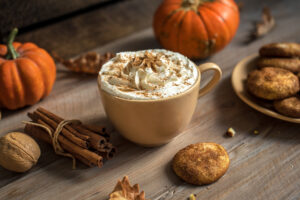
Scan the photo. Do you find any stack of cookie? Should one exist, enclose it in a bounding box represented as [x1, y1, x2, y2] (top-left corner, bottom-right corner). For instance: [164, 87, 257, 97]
[247, 43, 300, 118]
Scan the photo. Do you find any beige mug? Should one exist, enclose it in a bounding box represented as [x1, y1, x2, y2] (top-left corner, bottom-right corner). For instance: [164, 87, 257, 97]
[98, 53, 222, 147]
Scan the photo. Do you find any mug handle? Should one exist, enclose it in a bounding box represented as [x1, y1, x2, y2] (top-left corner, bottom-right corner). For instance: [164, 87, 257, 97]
[197, 63, 222, 98]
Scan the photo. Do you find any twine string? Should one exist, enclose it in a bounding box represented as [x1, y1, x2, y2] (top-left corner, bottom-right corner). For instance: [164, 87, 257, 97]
[23, 119, 81, 169]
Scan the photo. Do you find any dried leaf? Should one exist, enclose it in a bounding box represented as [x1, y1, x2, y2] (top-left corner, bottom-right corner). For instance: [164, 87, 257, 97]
[109, 176, 149, 200]
[253, 7, 275, 38]
[52, 51, 115, 75]
[237, 2, 244, 11]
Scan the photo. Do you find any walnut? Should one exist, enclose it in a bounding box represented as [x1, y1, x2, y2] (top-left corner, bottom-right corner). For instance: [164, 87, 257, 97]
[109, 176, 149, 200]
[0, 132, 41, 172]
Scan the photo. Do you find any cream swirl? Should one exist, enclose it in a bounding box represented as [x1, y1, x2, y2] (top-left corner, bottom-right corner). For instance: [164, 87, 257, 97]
[99, 49, 198, 100]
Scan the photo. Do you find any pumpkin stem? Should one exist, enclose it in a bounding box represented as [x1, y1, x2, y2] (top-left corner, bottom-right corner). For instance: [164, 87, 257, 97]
[6, 28, 20, 60]
[182, 0, 200, 11]
[181, 0, 213, 11]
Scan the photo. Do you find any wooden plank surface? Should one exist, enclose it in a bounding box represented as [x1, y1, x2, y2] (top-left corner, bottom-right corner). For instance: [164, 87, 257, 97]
[0, 0, 115, 38]
[11, 0, 162, 58]
[1, 0, 300, 199]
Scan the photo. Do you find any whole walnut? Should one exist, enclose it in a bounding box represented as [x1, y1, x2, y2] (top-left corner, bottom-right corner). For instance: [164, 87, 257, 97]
[0, 132, 41, 172]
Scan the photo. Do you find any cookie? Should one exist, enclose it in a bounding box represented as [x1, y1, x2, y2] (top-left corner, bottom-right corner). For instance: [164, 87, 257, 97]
[259, 43, 300, 58]
[172, 143, 229, 185]
[257, 58, 300, 73]
[247, 67, 300, 100]
[274, 96, 300, 118]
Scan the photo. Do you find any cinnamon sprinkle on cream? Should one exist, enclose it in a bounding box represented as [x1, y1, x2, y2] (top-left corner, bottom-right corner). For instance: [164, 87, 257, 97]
[99, 50, 198, 100]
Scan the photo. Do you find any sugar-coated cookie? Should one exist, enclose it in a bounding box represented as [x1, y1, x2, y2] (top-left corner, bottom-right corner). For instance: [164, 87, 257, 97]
[172, 142, 229, 185]
[259, 43, 300, 58]
[257, 58, 300, 73]
[247, 67, 299, 100]
[274, 96, 300, 118]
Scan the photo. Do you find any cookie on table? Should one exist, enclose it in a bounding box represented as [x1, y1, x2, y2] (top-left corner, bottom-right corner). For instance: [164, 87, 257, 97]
[257, 58, 300, 73]
[274, 96, 300, 118]
[172, 142, 229, 185]
[259, 43, 300, 58]
[247, 67, 300, 100]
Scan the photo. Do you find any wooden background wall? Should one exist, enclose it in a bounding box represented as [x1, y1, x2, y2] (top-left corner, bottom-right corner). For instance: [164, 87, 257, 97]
[0, 0, 162, 58]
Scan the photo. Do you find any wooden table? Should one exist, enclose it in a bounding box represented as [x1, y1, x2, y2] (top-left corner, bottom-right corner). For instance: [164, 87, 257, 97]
[1, 0, 300, 199]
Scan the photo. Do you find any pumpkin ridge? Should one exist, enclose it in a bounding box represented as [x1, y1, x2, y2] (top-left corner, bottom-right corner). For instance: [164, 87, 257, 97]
[13, 42, 22, 51]
[16, 58, 45, 106]
[201, 4, 232, 36]
[17, 43, 39, 54]
[22, 48, 56, 96]
[158, 8, 184, 48]
[21, 46, 39, 53]
[23, 48, 52, 61]
[8, 62, 19, 108]
[215, 0, 238, 12]
[0, 62, 6, 107]
[23, 48, 55, 71]
[13, 61, 26, 107]
[199, 6, 232, 53]
[20, 48, 38, 54]
[196, 11, 214, 56]
[23, 52, 48, 97]
[160, 8, 183, 35]
[177, 11, 188, 54]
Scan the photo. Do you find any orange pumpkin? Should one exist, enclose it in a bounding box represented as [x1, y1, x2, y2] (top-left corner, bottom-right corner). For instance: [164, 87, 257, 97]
[153, 0, 240, 59]
[0, 28, 56, 110]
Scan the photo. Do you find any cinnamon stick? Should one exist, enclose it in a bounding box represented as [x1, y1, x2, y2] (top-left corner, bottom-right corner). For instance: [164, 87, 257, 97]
[97, 145, 117, 160]
[28, 111, 89, 149]
[37, 107, 107, 149]
[72, 125, 107, 149]
[24, 123, 103, 167]
[82, 124, 110, 140]
[26, 107, 117, 167]
[36, 108, 90, 141]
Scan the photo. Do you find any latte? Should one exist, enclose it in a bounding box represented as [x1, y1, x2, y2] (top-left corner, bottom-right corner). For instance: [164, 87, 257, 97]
[98, 49, 198, 100]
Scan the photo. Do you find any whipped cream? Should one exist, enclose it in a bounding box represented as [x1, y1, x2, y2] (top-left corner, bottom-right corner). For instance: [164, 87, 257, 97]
[98, 49, 198, 100]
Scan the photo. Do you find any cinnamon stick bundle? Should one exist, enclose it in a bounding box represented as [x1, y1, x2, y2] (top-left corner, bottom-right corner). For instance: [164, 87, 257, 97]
[24, 107, 116, 168]
[28, 112, 89, 149]
[37, 107, 107, 149]
[25, 124, 103, 167]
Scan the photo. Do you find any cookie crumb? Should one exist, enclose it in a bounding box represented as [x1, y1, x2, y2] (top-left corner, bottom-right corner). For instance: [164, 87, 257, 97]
[189, 194, 196, 200]
[253, 130, 259, 135]
[226, 127, 236, 137]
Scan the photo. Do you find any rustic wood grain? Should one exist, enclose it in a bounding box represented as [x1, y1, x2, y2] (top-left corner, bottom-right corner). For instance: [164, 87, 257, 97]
[8, 0, 162, 58]
[1, 0, 300, 199]
[0, 0, 114, 38]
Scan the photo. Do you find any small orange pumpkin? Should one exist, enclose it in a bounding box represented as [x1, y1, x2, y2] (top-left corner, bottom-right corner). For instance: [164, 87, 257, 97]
[0, 28, 56, 110]
[153, 0, 240, 59]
